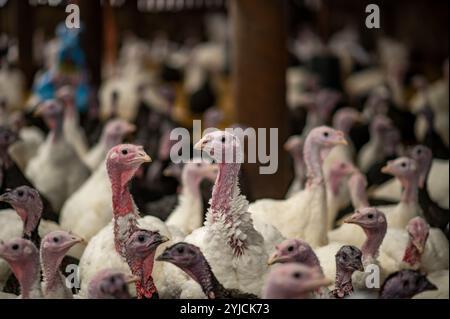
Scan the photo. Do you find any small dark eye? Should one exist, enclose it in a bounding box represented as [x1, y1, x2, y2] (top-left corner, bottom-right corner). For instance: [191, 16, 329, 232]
[287, 246, 294, 252]
[12, 244, 19, 250]
[401, 162, 406, 168]
[137, 235, 145, 242]
[110, 276, 116, 284]
[417, 149, 422, 155]
[403, 280, 409, 288]
[17, 191, 24, 197]
[53, 237, 59, 243]
[342, 254, 347, 260]
[196, 163, 201, 167]
[367, 214, 374, 219]
[177, 246, 185, 254]
[323, 132, 329, 137]
[221, 136, 226, 143]
[121, 149, 128, 155]
[293, 272, 302, 279]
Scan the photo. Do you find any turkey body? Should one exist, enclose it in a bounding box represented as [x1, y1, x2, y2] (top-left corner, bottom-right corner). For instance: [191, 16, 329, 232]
[26, 137, 90, 212]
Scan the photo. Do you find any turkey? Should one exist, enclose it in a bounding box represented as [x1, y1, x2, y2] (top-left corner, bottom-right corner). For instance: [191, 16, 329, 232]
[0, 238, 42, 299]
[83, 118, 136, 171]
[87, 269, 136, 299]
[329, 156, 423, 245]
[157, 242, 258, 299]
[379, 270, 437, 299]
[0, 126, 57, 220]
[249, 126, 348, 247]
[409, 145, 448, 228]
[262, 263, 331, 299]
[357, 114, 396, 174]
[267, 238, 329, 298]
[165, 160, 218, 234]
[177, 130, 285, 298]
[370, 150, 449, 210]
[40, 231, 84, 299]
[379, 216, 448, 272]
[322, 107, 364, 178]
[329, 245, 364, 298]
[0, 186, 64, 293]
[283, 135, 306, 198]
[123, 229, 169, 299]
[26, 99, 90, 211]
[77, 144, 173, 298]
[325, 160, 355, 230]
[56, 86, 90, 159]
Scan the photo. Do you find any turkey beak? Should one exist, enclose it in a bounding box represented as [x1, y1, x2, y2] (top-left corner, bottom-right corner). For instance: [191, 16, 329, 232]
[267, 252, 283, 265]
[381, 161, 393, 174]
[344, 213, 360, 225]
[334, 131, 348, 145]
[67, 234, 85, 247]
[156, 250, 171, 262]
[125, 274, 140, 284]
[0, 192, 12, 203]
[412, 239, 425, 254]
[33, 105, 44, 117]
[353, 259, 364, 272]
[194, 137, 209, 151]
[137, 151, 152, 163]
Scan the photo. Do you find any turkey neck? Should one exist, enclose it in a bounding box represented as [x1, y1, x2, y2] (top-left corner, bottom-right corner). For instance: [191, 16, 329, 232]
[303, 137, 324, 186]
[108, 166, 138, 257]
[182, 257, 226, 299]
[210, 162, 240, 218]
[40, 249, 69, 297]
[9, 256, 41, 299]
[402, 239, 422, 268]
[14, 205, 42, 243]
[332, 266, 354, 298]
[48, 113, 64, 143]
[126, 252, 158, 299]
[349, 182, 369, 209]
[399, 176, 418, 205]
[361, 224, 386, 262]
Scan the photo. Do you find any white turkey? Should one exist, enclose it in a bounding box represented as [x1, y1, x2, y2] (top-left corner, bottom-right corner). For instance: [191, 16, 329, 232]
[25, 99, 90, 211]
[249, 126, 348, 247]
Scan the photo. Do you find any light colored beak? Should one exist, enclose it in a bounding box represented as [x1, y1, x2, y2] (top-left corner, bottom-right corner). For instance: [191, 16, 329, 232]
[70, 234, 85, 245]
[344, 214, 359, 225]
[381, 164, 392, 174]
[267, 252, 281, 265]
[126, 124, 136, 133]
[335, 131, 348, 145]
[194, 137, 208, 151]
[412, 239, 425, 254]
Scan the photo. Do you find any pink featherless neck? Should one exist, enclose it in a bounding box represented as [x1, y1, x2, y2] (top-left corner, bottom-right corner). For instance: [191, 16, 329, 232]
[9, 253, 40, 299]
[361, 223, 386, 263]
[210, 162, 241, 219]
[303, 135, 324, 187]
[107, 161, 139, 257]
[127, 252, 158, 299]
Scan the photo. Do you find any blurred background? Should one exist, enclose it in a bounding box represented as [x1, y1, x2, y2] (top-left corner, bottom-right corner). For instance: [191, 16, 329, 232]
[0, 0, 448, 205]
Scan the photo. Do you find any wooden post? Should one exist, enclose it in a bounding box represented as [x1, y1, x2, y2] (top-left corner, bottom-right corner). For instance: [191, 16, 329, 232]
[12, 0, 34, 87]
[78, 0, 102, 86]
[230, 0, 290, 199]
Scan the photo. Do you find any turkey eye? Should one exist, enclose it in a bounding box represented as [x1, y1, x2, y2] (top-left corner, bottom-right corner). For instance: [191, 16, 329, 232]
[287, 246, 294, 252]
[110, 276, 116, 284]
[196, 163, 201, 167]
[121, 149, 128, 155]
[403, 280, 409, 288]
[221, 136, 226, 143]
[17, 191, 24, 197]
[323, 132, 329, 137]
[177, 247, 185, 254]
[12, 244, 19, 250]
[342, 254, 347, 260]
[417, 149, 422, 154]
[401, 163, 406, 168]
[293, 272, 302, 279]
[367, 214, 374, 219]
[53, 237, 59, 243]
[137, 235, 145, 242]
